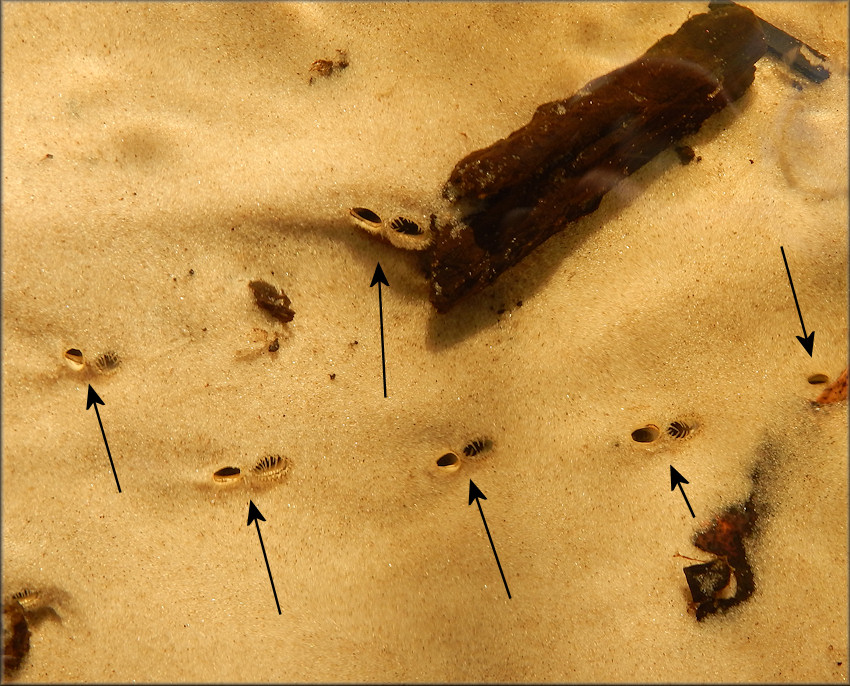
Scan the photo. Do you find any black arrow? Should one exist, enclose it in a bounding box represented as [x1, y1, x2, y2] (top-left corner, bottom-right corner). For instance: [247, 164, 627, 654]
[370, 263, 389, 398]
[468, 480, 511, 599]
[247, 501, 281, 615]
[670, 466, 695, 518]
[780, 246, 815, 356]
[86, 385, 121, 493]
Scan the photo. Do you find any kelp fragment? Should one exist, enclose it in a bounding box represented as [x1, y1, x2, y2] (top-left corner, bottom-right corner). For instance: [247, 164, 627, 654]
[428, 4, 766, 312]
[3, 598, 30, 678]
[308, 49, 349, 85]
[687, 494, 759, 620]
[249, 280, 295, 324]
[3, 587, 64, 679]
[683, 559, 732, 604]
[813, 367, 848, 406]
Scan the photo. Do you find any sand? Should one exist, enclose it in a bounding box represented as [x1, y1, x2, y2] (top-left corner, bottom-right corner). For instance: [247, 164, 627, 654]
[2, 1, 847, 682]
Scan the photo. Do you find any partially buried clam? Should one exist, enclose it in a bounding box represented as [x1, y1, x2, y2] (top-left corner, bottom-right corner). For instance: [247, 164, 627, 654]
[251, 454, 289, 480]
[666, 420, 696, 439]
[435, 451, 461, 473]
[212, 466, 241, 484]
[463, 437, 493, 457]
[93, 350, 121, 374]
[631, 424, 661, 443]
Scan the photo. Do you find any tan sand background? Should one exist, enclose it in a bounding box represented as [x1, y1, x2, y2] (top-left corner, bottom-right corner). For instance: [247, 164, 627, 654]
[2, 1, 848, 682]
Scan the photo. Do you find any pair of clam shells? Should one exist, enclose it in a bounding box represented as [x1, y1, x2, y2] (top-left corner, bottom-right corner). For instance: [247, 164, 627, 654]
[212, 454, 289, 484]
[349, 207, 433, 251]
[63, 348, 120, 374]
[435, 437, 493, 474]
[632, 420, 697, 443]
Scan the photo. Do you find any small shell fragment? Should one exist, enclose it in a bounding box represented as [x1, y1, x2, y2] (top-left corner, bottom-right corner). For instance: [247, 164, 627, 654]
[212, 466, 241, 483]
[63, 348, 85, 371]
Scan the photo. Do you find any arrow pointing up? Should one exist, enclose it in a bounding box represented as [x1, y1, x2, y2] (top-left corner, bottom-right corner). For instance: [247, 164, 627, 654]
[370, 263, 390, 397]
[370, 263, 389, 288]
[670, 466, 695, 518]
[468, 480, 487, 505]
[85, 385, 120, 492]
[670, 466, 688, 490]
[246, 500, 280, 615]
[247, 500, 266, 526]
[86, 384, 104, 409]
[467, 480, 511, 599]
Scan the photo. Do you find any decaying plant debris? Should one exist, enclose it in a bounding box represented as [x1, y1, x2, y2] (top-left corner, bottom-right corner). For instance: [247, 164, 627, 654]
[249, 280, 295, 324]
[684, 493, 759, 620]
[425, 4, 767, 312]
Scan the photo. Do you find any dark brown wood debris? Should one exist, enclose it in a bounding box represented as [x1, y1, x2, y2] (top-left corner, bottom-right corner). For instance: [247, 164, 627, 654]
[427, 4, 766, 312]
[249, 280, 295, 324]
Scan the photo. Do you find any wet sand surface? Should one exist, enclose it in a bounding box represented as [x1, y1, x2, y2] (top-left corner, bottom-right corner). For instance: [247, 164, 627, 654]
[2, 2, 848, 682]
